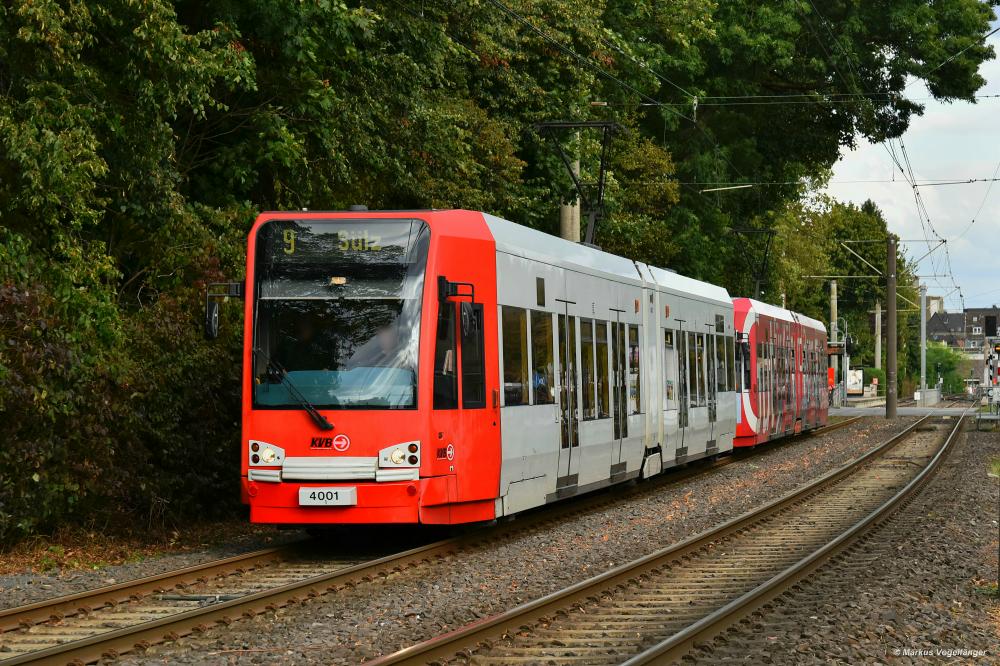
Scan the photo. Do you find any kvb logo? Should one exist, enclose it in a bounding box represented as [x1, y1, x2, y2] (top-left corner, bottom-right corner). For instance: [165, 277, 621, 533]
[310, 434, 351, 451]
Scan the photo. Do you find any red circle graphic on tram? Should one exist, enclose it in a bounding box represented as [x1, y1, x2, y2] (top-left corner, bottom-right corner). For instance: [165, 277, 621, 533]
[332, 434, 351, 452]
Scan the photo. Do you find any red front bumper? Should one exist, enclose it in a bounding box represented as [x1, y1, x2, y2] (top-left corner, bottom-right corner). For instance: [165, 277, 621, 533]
[241, 476, 496, 525]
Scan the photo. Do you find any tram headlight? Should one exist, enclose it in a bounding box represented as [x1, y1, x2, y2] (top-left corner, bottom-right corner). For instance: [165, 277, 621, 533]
[248, 440, 284, 466]
[379, 441, 420, 467]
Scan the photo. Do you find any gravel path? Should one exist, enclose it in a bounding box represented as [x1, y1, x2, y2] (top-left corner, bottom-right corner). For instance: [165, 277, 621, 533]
[116, 417, 919, 665]
[693, 420, 1000, 664]
[0, 528, 304, 610]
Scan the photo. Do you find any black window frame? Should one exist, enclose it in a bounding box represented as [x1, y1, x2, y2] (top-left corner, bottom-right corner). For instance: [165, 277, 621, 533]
[460, 302, 486, 409]
[433, 301, 458, 409]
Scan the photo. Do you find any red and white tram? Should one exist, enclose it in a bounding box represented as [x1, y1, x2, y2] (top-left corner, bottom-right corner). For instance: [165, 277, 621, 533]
[228, 209, 746, 526]
[733, 298, 828, 447]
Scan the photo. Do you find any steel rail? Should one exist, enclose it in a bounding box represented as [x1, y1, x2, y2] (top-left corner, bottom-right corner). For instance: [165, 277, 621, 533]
[0, 546, 296, 635]
[0, 415, 862, 665]
[370, 414, 932, 666]
[624, 409, 968, 664]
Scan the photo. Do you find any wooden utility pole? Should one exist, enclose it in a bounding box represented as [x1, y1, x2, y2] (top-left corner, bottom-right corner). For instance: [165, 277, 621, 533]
[886, 236, 898, 418]
[558, 132, 581, 242]
[535, 121, 618, 246]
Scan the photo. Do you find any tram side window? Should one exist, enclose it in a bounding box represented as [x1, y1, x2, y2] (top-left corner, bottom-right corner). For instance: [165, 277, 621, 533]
[433, 302, 458, 409]
[787, 346, 793, 397]
[706, 334, 717, 398]
[715, 335, 727, 392]
[776, 346, 783, 399]
[789, 346, 795, 394]
[769, 342, 775, 394]
[757, 342, 765, 389]
[501, 306, 528, 406]
[460, 303, 486, 408]
[696, 333, 707, 406]
[734, 337, 742, 391]
[741, 339, 751, 389]
[678, 332, 689, 427]
[580, 318, 597, 420]
[781, 345, 785, 397]
[663, 329, 677, 410]
[780, 346, 786, 399]
[628, 324, 641, 414]
[809, 350, 816, 397]
[726, 336, 735, 392]
[688, 332, 701, 407]
[596, 321, 610, 418]
[787, 346, 792, 396]
[530, 310, 555, 404]
[787, 346, 792, 397]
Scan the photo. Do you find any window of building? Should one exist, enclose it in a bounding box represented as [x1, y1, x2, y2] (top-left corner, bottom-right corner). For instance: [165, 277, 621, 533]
[530, 310, 555, 404]
[501, 306, 528, 406]
[973, 326, 983, 335]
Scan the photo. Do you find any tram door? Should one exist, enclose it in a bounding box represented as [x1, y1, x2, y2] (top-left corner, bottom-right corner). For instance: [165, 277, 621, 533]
[556, 306, 580, 486]
[610, 314, 628, 466]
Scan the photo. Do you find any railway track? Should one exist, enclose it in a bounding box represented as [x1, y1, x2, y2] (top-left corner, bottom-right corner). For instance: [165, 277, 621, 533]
[373, 411, 967, 666]
[0, 417, 861, 665]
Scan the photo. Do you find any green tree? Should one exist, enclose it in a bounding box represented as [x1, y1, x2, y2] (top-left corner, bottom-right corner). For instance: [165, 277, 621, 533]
[1, 0, 996, 541]
[925, 342, 965, 394]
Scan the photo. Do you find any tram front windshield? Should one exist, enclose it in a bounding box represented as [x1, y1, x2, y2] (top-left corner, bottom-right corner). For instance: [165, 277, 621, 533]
[252, 219, 429, 409]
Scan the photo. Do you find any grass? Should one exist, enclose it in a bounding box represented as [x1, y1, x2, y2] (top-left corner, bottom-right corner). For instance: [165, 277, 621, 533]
[990, 458, 1000, 479]
[973, 579, 999, 598]
[0, 521, 277, 575]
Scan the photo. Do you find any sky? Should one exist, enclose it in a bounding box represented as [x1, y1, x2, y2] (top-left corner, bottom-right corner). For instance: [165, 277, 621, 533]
[822, 33, 1000, 312]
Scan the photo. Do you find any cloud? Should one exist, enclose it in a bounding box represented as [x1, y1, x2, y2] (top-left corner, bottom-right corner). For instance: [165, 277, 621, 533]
[822, 49, 1000, 309]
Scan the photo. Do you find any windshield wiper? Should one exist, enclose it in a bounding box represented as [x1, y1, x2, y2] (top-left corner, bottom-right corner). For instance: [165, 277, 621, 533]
[254, 347, 334, 431]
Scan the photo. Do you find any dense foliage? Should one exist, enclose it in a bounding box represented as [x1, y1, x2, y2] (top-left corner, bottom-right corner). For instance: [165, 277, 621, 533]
[925, 342, 968, 395]
[1, 0, 995, 541]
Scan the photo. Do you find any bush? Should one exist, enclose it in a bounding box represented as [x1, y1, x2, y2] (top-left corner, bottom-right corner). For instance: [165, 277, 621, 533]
[0, 230, 244, 542]
[863, 367, 886, 391]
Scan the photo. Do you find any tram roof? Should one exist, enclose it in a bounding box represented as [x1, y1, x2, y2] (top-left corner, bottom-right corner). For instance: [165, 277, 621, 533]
[483, 212, 731, 306]
[738, 298, 827, 333]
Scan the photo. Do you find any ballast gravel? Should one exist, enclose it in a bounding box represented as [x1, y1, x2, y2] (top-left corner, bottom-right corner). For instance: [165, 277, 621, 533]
[695, 420, 999, 665]
[0, 530, 304, 610]
[110, 416, 929, 665]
